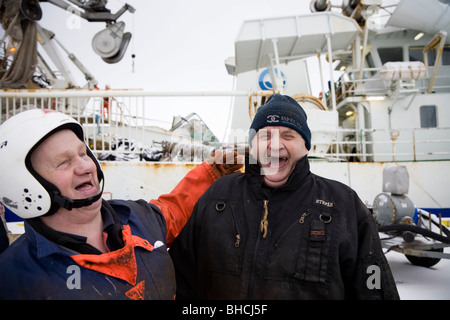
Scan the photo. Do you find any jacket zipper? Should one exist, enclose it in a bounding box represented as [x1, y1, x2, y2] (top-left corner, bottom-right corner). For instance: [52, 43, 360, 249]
[260, 200, 269, 238]
[299, 211, 309, 224]
[235, 234, 241, 248]
[230, 205, 241, 248]
[247, 199, 269, 298]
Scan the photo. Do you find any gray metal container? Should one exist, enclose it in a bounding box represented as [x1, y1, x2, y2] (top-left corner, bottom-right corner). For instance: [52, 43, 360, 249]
[372, 193, 415, 226]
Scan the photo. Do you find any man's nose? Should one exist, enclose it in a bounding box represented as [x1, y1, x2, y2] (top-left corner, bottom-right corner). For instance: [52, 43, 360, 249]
[74, 156, 95, 175]
[268, 132, 281, 150]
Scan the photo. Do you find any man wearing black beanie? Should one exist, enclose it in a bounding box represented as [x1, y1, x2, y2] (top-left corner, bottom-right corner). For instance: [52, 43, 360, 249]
[248, 94, 312, 188]
[170, 94, 399, 300]
[249, 94, 311, 150]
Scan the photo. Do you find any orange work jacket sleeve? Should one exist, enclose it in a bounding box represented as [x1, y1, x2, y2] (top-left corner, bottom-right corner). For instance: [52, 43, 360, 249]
[149, 162, 216, 247]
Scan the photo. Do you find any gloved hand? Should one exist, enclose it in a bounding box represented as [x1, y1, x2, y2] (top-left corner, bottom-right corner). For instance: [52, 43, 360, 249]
[206, 149, 244, 179]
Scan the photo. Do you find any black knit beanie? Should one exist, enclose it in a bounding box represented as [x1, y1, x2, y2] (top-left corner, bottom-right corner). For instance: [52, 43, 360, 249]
[249, 94, 311, 150]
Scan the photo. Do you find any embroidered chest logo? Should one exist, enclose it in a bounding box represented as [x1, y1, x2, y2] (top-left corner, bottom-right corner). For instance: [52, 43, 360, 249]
[315, 199, 334, 208]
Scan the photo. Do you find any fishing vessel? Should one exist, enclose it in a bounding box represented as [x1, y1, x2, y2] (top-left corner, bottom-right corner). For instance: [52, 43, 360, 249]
[1, 0, 450, 299]
[1, 1, 449, 237]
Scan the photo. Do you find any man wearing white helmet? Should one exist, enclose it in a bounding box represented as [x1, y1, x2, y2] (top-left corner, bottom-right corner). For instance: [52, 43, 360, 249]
[0, 108, 242, 299]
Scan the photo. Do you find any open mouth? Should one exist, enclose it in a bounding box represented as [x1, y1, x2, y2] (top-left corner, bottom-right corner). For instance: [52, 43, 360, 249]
[75, 181, 94, 192]
[268, 156, 288, 168]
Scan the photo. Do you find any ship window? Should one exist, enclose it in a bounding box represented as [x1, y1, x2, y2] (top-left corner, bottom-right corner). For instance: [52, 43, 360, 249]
[409, 46, 450, 65]
[442, 47, 450, 65]
[409, 47, 425, 63]
[420, 105, 437, 128]
[378, 47, 403, 64]
[365, 52, 376, 76]
[366, 52, 375, 68]
[428, 47, 450, 65]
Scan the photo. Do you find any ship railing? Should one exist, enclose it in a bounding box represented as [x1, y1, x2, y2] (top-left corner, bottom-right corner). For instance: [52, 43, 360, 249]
[1, 89, 449, 163]
[334, 66, 450, 101]
[309, 127, 450, 162]
[0, 89, 248, 161]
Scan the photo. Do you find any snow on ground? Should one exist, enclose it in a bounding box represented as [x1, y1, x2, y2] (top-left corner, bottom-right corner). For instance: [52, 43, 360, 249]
[385, 248, 450, 300]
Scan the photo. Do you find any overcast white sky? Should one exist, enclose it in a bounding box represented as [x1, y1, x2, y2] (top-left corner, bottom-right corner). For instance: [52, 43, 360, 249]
[37, 0, 315, 140]
[39, 0, 312, 89]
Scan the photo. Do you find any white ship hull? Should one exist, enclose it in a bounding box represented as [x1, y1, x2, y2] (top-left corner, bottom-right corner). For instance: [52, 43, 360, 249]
[97, 159, 450, 217]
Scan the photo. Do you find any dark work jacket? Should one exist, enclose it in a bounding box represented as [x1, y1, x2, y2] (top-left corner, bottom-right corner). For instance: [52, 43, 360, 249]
[0, 200, 175, 300]
[169, 156, 400, 300]
[0, 217, 8, 254]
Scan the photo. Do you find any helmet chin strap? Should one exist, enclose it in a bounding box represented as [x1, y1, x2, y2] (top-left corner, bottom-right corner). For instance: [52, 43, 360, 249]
[52, 177, 105, 211]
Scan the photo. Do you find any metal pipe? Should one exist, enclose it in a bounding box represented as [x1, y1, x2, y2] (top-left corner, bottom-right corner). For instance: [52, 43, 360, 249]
[326, 34, 337, 111]
[427, 32, 447, 93]
[271, 39, 283, 92]
[317, 53, 327, 105]
[358, 22, 369, 85]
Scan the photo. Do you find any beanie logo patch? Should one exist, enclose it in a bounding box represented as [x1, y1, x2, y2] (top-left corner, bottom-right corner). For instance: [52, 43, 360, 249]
[266, 114, 303, 128]
[280, 115, 303, 128]
[266, 115, 280, 123]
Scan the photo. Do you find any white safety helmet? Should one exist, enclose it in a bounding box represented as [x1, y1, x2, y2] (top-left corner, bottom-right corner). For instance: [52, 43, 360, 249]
[0, 109, 104, 219]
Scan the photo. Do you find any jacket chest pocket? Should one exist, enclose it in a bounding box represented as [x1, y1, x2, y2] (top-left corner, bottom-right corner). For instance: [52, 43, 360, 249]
[265, 209, 335, 284]
[200, 200, 244, 275]
[294, 209, 334, 284]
